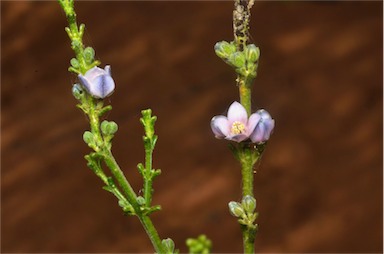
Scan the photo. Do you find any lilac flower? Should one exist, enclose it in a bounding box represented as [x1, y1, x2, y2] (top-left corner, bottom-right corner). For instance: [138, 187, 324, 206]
[211, 101, 275, 143]
[211, 101, 261, 142]
[78, 65, 115, 99]
[250, 109, 275, 143]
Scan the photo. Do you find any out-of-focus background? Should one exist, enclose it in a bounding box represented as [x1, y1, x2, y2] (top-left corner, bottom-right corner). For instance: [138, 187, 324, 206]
[1, 1, 383, 253]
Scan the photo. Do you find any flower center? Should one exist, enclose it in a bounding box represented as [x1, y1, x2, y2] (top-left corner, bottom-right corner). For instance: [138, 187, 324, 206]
[231, 121, 246, 135]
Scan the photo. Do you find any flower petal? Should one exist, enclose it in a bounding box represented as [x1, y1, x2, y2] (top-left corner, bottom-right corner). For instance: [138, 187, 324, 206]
[91, 74, 115, 99]
[262, 119, 275, 141]
[227, 101, 248, 124]
[226, 133, 248, 143]
[104, 65, 112, 76]
[257, 109, 272, 120]
[78, 74, 92, 93]
[246, 113, 261, 136]
[211, 115, 230, 138]
[84, 66, 104, 81]
[250, 123, 266, 143]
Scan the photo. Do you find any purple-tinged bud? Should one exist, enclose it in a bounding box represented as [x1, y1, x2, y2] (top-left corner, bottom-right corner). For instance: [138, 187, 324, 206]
[78, 65, 115, 99]
[250, 109, 275, 143]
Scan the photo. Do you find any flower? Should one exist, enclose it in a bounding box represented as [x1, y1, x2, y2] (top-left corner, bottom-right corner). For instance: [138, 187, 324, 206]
[78, 65, 115, 99]
[211, 101, 274, 143]
[250, 109, 274, 143]
[211, 101, 260, 142]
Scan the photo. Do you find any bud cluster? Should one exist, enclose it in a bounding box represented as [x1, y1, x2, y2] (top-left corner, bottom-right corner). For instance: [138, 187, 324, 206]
[214, 41, 260, 78]
[228, 195, 258, 229]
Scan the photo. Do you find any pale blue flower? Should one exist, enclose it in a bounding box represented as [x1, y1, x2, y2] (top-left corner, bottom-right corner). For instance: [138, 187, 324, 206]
[78, 65, 115, 99]
[211, 101, 261, 142]
[211, 101, 274, 144]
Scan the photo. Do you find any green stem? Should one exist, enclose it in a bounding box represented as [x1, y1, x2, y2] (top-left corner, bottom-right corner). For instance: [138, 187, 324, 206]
[144, 146, 153, 206]
[238, 76, 252, 116]
[58, 1, 166, 252]
[240, 148, 254, 197]
[103, 150, 165, 254]
[233, 1, 258, 252]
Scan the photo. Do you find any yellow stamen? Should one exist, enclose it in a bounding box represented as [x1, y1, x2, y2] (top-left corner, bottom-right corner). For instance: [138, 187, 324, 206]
[231, 121, 246, 135]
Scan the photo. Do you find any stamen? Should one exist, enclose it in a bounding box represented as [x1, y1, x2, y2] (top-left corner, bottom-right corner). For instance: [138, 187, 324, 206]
[231, 121, 246, 134]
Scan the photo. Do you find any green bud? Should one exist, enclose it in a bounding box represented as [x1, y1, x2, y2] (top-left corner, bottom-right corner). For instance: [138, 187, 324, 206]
[246, 44, 260, 63]
[101, 120, 118, 135]
[214, 41, 236, 59]
[83, 131, 94, 145]
[72, 83, 84, 100]
[228, 201, 245, 217]
[70, 58, 80, 68]
[71, 40, 81, 50]
[83, 47, 95, 64]
[229, 52, 246, 68]
[162, 238, 175, 253]
[136, 196, 145, 205]
[241, 195, 256, 214]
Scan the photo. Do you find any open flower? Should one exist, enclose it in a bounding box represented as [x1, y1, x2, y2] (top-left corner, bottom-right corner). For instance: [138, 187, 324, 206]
[78, 65, 115, 99]
[211, 101, 275, 143]
[250, 109, 275, 143]
[211, 101, 261, 142]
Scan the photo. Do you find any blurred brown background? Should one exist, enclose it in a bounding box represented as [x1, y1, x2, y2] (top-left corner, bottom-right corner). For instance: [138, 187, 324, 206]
[1, 1, 383, 253]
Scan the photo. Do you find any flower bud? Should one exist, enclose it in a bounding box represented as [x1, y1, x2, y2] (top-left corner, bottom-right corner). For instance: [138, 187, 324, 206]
[83, 47, 95, 64]
[242, 195, 256, 214]
[101, 120, 118, 135]
[78, 65, 115, 99]
[83, 131, 94, 145]
[228, 201, 245, 217]
[70, 58, 80, 69]
[229, 52, 246, 68]
[214, 41, 236, 59]
[72, 83, 84, 100]
[246, 44, 260, 63]
[136, 196, 145, 205]
[162, 238, 175, 252]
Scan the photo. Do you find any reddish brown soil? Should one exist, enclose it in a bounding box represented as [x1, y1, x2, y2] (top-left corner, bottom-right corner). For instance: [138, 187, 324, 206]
[1, 1, 382, 253]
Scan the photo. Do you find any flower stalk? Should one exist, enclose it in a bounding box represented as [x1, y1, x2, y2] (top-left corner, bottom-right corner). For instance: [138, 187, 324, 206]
[57, 0, 167, 252]
[213, 0, 275, 253]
